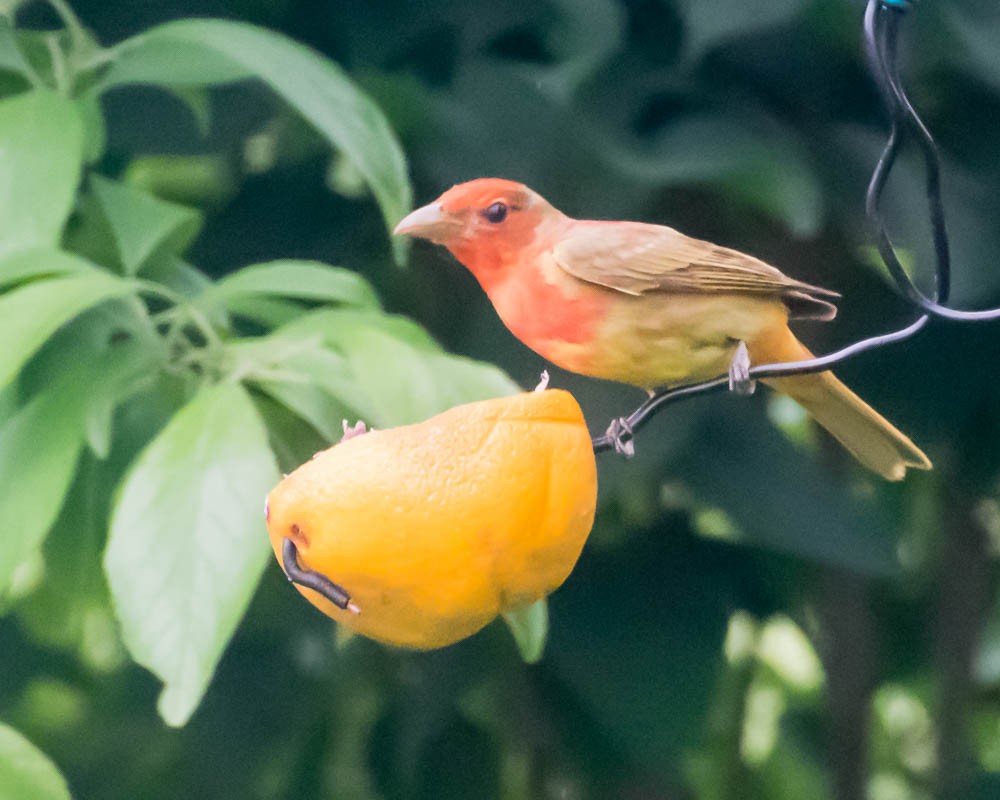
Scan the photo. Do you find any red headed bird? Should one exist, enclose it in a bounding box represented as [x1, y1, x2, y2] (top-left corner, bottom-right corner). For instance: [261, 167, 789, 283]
[395, 179, 930, 480]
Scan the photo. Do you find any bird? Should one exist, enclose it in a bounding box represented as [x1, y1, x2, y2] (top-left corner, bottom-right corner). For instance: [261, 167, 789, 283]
[394, 178, 931, 480]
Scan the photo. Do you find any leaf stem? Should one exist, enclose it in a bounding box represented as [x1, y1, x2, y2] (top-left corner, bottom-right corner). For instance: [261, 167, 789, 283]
[44, 31, 67, 93]
[46, 0, 85, 49]
[132, 279, 225, 356]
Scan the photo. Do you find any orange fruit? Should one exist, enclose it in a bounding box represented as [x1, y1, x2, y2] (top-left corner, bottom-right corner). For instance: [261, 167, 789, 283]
[265, 389, 597, 649]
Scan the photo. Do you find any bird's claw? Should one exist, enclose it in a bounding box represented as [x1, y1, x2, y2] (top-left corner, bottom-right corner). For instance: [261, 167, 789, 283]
[605, 416, 636, 458]
[728, 341, 757, 396]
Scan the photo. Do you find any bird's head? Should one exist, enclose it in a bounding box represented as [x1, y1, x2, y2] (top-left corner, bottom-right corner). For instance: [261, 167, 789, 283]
[394, 179, 566, 283]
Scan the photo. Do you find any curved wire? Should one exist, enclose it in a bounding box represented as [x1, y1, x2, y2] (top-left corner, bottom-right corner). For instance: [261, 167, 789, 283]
[282, 537, 358, 613]
[865, 1, 1000, 319]
[594, 0, 997, 455]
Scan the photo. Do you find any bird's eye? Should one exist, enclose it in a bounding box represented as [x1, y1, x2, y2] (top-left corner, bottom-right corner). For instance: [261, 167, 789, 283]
[483, 202, 508, 224]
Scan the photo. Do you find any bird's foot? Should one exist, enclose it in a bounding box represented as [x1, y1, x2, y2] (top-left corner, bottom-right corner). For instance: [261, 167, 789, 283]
[728, 341, 757, 396]
[605, 416, 635, 458]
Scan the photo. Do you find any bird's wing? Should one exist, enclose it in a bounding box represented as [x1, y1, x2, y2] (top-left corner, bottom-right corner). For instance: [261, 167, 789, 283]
[552, 221, 839, 319]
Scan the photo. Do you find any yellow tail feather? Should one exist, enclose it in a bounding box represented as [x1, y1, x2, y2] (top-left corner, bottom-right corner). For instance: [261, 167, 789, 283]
[755, 328, 931, 481]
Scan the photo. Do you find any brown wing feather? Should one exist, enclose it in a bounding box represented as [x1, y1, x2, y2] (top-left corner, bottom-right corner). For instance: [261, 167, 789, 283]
[552, 221, 839, 320]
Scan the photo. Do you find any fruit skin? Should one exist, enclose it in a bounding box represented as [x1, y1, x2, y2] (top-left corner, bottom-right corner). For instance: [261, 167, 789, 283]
[266, 389, 597, 649]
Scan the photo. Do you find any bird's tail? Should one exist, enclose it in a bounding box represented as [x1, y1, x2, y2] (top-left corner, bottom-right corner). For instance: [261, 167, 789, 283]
[755, 327, 931, 481]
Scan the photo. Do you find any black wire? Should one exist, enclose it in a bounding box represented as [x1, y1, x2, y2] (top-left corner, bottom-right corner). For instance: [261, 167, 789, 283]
[592, 319, 929, 454]
[594, 0, 997, 456]
[866, 2, 1000, 319]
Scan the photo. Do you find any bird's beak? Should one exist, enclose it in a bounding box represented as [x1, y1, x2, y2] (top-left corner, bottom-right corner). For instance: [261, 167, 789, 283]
[393, 202, 462, 243]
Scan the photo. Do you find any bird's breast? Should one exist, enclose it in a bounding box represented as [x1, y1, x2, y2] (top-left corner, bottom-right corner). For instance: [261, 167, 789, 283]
[484, 253, 610, 373]
[490, 261, 789, 388]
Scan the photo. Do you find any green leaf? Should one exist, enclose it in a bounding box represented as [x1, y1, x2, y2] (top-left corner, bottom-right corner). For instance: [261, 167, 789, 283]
[204, 260, 380, 310]
[547, 527, 734, 774]
[223, 295, 307, 329]
[15, 454, 113, 652]
[269, 309, 519, 425]
[253, 377, 349, 443]
[502, 598, 549, 664]
[677, 0, 807, 59]
[0, 723, 71, 800]
[948, 6, 1000, 95]
[334, 323, 519, 426]
[163, 86, 212, 137]
[0, 90, 84, 258]
[124, 155, 237, 210]
[279, 308, 441, 352]
[83, 340, 160, 459]
[75, 90, 106, 164]
[99, 32, 252, 86]
[228, 332, 368, 440]
[0, 15, 34, 78]
[0, 272, 131, 392]
[104, 382, 280, 727]
[0, 248, 93, 290]
[534, 0, 625, 101]
[104, 19, 411, 258]
[0, 381, 87, 596]
[90, 175, 202, 275]
[679, 413, 897, 574]
[605, 114, 823, 236]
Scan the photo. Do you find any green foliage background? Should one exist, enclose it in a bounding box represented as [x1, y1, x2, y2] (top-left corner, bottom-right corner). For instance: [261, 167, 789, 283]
[1, 1, 999, 798]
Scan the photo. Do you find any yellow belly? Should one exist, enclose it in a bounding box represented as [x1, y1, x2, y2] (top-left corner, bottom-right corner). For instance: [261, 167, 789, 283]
[543, 292, 790, 389]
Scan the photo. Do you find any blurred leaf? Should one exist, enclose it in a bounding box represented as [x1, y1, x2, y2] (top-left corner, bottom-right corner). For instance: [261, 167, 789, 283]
[229, 333, 365, 441]
[0, 90, 83, 259]
[0, 722, 70, 800]
[277, 346, 374, 421]
[280, 308, 442, 353]
[90, 175, 202, 275]
[15, 454, 111, 651]
[163, 85, 212, 137]
[83, 340, 161, 459]
[224, 295, 310, 329]
[679, 411, 897, 573]
[104, 19, 412, 259]
[253, 376, 349, 443]
[100, 31, 252, 86]
[0, 248, 92, 290]
[0, 15, 34, 78]
[975, 586, 1000, 686]
[203, 260, 380, 310]
[605, 114, 824, 236]
[124, 155, 237, 210]
[269, 309, 519, 425]
[151, 258, 215, 303]
[548, 526, 735, 774]
[755, 737, 830, 800]
[0, 378, 87, 596]
[335, 323, 519, 426]
[252, 392, 327, 474]
[502, 598, 549, 664]
[0, 272, 130, 392]
[677, 0, 808, 59]
[104, 381, 279, 727]
[530, 0, 625, 102]
[948, 6, 1000, 94]
[75, 90, 106, 164]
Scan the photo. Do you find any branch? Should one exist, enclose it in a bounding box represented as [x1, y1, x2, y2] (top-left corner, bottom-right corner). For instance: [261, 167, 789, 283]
[594, 0, 1000, 457]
